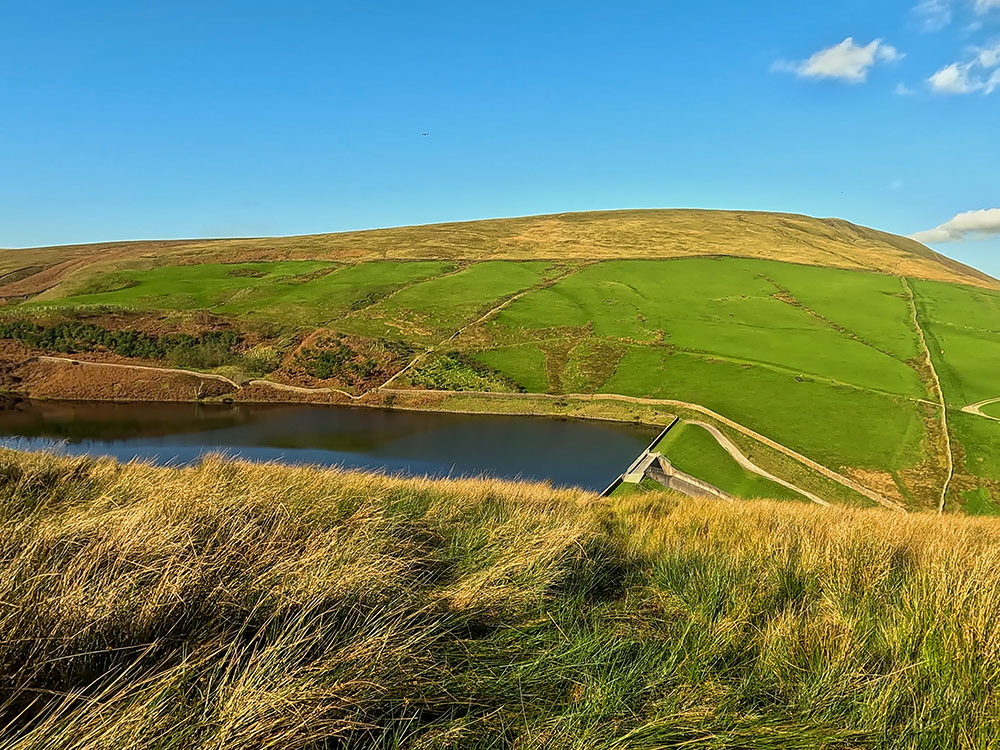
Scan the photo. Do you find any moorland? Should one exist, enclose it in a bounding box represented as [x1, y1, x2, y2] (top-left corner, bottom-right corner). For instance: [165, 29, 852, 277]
[1, 209, 999, 513]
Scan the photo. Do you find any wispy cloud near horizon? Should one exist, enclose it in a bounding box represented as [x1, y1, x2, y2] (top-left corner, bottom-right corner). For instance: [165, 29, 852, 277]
[912, 208, 1000, 243]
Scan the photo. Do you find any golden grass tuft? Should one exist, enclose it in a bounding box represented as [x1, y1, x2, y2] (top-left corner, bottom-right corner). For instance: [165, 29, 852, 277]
[1, 449, 1000, 747]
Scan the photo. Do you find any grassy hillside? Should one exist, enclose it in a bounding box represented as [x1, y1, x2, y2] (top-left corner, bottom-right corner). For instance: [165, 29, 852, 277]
[1, 210, 996, 299]
[1, 210, 998, 511]
[2, 449, 1000, 748]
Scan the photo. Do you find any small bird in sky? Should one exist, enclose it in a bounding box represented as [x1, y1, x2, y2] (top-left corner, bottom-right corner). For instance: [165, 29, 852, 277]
[421, 132, 428, 137]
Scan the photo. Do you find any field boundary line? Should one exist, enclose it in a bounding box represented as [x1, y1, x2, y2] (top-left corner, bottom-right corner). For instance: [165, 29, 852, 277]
[665, 346, 936, 406]
[901, 277, 953, 514]
[381, 387, 903, 511]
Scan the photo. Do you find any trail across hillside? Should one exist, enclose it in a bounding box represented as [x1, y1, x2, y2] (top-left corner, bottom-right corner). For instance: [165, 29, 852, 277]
[36, 356, 240, 387]
[377, 263, 590, 391]
[962, 398, 1000, 422]
[686, 420, 831, 507]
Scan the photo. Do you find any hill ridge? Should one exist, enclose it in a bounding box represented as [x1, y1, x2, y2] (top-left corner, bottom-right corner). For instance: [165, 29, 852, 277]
[0, 209, 995, 298]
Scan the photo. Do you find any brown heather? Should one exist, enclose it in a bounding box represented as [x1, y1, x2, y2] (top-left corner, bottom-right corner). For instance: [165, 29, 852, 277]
[1, 448, 999, 748]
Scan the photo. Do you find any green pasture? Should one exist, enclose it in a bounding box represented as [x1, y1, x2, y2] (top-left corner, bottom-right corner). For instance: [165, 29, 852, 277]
[336, 261, 553, 343]
[653, 422, 805, 501]
[982, 402, 1000, 420]
[475, 344, 549, 393]
[952, 411, 1000, 483]
[963, 488, 1000, 516]
[42, 261, 334, 311]
[759, 262, 924, 360]
[911, 279, 1000, 406]
[496, 259, 926, 398]
[216, 261, 454, 325]
[601, 346, 925, 472]
[34, 260, 458, 329]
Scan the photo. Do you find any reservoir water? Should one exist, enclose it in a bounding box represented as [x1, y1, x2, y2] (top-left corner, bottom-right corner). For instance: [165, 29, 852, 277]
[0, 399, 658, 492]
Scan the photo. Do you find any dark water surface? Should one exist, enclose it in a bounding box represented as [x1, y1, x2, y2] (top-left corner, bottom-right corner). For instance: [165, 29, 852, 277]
[0, 399, 658, 491]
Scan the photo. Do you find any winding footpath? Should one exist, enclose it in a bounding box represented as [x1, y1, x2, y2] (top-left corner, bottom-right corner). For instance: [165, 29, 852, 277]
[686, 420, 831, 507]
[36, 356, 240, 387]
[962, 398, 1000, 423]
[901, 278, 953, 514]
[377, 263, 592, 391]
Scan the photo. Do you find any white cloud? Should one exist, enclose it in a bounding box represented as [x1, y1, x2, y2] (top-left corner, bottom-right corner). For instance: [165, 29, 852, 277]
[773, 38, 904, 83]
[911, 208, 1000, 243]
[979, 41, 1000, 67]
[929, 41, 1000, 94]
[915, 0, 1000, 30]
[895, 82, 917, 95]
[929, 62, 981, 91]
[915, 0, 954, 30]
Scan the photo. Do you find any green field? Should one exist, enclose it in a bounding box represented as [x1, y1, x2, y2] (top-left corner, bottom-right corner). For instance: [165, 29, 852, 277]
[335, 261, 556, 343]
[653, 422, 805, 501]
[911, 279, 1000, 407]
[7, 232, 1000, 509]
[45, 261, 335, 311]
[34, 260, 456, 329]
[601, 347, 924, 471]
[494, 259, 926, 398]
[983, 402, 1000, 420]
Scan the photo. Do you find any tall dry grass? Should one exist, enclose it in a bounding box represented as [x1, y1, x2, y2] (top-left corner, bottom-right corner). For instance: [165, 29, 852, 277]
[0, 449, 999, 748]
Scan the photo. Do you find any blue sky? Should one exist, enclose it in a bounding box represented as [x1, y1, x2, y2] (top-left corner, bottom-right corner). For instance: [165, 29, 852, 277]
[2, 1, 998, 275]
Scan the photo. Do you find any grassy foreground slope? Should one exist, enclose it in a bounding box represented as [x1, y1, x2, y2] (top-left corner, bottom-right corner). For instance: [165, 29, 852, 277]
[2, 449, 1000, 748]
[3, 210, 999, 511]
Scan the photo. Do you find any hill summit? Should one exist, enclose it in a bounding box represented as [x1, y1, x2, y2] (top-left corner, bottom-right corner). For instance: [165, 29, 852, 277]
[0, 210, 994, 299]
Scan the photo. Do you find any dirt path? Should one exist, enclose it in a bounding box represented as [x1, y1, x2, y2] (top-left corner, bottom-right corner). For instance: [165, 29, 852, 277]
[686, 420, 830, 507]
[247, 379, 359, 400]
[901, 277, 953, 514]
[962, 398, 1000, 422]
[382, 388, 903, 511]
[36, 356, 240, 387]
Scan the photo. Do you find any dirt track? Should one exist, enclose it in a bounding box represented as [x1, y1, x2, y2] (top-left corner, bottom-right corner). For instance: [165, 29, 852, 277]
[686, 421, 831, 507]
[13, 357, 237, 402]
[962, 398, 1000, 422]
[902, 277, 953, 514]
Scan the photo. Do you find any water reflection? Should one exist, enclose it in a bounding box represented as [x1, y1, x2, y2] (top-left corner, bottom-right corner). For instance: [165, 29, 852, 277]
[0, 399, 657, 492]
